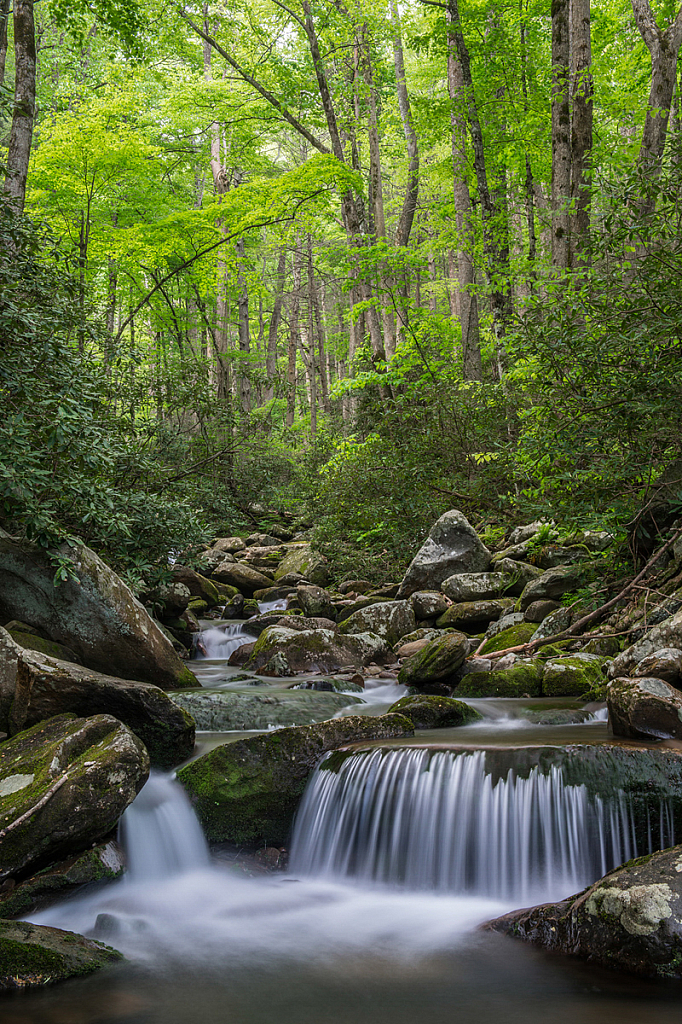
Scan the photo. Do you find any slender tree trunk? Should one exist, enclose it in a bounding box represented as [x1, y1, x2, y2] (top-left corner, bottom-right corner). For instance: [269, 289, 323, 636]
[519, 6, 537, 271]
[571, 0, 593, 262]
[551, 0, 571, 269]
[286, 241, 302, 428]
[310, 256, 330, 414]
[390, 0, 420, 248]
[264, 248, 287, 403]
[0, 0, 10, 87]
[631, 0, 682, 176]
[236, 237, 252, 415]
[4, 0, 36, 213]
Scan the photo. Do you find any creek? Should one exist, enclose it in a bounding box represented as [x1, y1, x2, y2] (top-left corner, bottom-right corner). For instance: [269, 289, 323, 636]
[9, 622, 682, 1022]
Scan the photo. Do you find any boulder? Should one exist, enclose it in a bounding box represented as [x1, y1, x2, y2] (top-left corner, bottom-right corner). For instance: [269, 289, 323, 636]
[519, 565, 584, 610]
[0, 919, 123, 991]
[609, 609, 682, 679]
[338, 579, 373, 595]
[633, 648, 682, 685]
[456, 659, 543, 698]
[171, 566, 221, 607]
[244, 626, 393, 675]
[396, 510, 491, 598]
[530, 605, 574, 640]
[7, 627, 81, 665]
[0, 536, 198, 690]
[397, 631, 468, 687]
[145, 581, 191, 615]
[276, 615, 337, 633]
[176, 713, 414, 847]
[0, 713, 149, 883]
[338, 600, 416, 646]
[608, 676, 682, 740]
[388, 694, 482, 729]
[483, 612, 525, 639]
[274, 544, 329, 584]
[478, 621, 537, 655]
[410, 591, 450, 620]
[246, 533, 281, 547]
[297, 585, 336, 620]
[523, 599, 562, 623]
[242, 545, 286, 569]
[441, 572, 508, 602]
[507, 521, 547, 546]
[336, 596, 383, 623]
[435, 598, 514, 631]
[0, 628, 195, 769]
[542, 653, 608, 697]
[212, 561, 275, 594]
[492, 558, 544, 595]
[0, 839, 125, 919]
[212, 537, 246, 553]
[169, 690, 363, 731]
[484, 845, 682, 979]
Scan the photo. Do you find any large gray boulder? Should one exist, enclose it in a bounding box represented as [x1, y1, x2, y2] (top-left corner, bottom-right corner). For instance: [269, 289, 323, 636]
[337, 600, 416, 646]
[397, 631, 469, 687]
[396, 511, 491, 598]
[212, 561, 275, 594]
[0, 628, 194, 768]
[244, 626, 393, 675]
[0, 713, 149, 883]
[519, 564, 584, 610]
[609, 609, 682, 679]
[484, 844, 682, 979]
[170, 689, 363, 730]
[608, 676, 682, 741]
[0, 535, 198, 690]
[0, 919, 123, 991]
[441, 572, 508, 602]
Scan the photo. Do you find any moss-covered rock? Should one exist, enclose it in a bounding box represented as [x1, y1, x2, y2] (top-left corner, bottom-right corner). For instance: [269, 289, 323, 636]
[397, 631, 468, 687]
[479, 622, 537, 655]
[608, 676, 682, 740]
[396, 510, 491, 598]
[441, 572, 508, 602]
[435, 598, 514, 631]
[274, 543, 329, 584]
[410, 591, 450, 620]
[171, 566, 221, 607]
[456, 659, 543, 697]
[245, 626, 392, 675]
[0, 713, 148, 883]
[337, 600, 416, 646]
[0, 919, 123, 991]
[388, 695, 482, 729]
[542, 653, 608, 697]
[519, 564, 585, 611]
[169, 689, 363, 730]
[7, 629, 81, 665]
[213, 562, 275, 595]
[176, 713, 413, 847]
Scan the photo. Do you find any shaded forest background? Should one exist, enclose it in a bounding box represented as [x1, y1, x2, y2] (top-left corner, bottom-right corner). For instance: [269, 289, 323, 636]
[2, 0, 682, 587]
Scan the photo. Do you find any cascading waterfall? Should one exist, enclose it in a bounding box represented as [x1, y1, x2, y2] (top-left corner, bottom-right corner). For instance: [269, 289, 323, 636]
[196, 623, 254, 660]
[290, 748, 675, 903]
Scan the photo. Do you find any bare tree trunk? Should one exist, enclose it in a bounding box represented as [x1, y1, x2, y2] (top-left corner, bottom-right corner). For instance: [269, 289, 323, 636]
[236, 237, 252, 415]
[519, 5, 537, 271]
[0, 0, 10, 87]
[264, 248, 287, 403]
[631, 0, 682, 175]
[310, 260, 330, 414]
[4, 0, 36, 213]
[551, 0, 571, 269]
[286, 241, 302, 428]
[390, 0, 419, 248]
[571, 0, 593, 262]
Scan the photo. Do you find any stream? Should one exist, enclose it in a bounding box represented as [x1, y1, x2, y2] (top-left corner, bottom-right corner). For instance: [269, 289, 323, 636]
[9, 620, 682, 1022]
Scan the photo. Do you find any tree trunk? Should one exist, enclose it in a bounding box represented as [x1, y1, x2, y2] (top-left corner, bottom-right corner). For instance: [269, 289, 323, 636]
[264, 248, 287, 403]
[236, 237, 252, 415]
[571, 0, 593, 262]
[519, 6, 537, 272]
[0, 0, 10, 87]
[286, 241, 302, 428]
[4, 0, 36, 213]
[390, 0, 420, 248]
[631, 0, 682, 175]
[551, 0, 571, 269]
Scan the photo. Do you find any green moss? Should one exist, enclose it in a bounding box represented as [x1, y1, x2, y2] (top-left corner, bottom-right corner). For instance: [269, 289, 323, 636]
[8, 630, 80, 664]
[542, 655, 608, 697]
[388, 695, 483, 728]
[174, 664, 200, 690]
[479, 622, 537, 655]
[456, 660, 543, 698]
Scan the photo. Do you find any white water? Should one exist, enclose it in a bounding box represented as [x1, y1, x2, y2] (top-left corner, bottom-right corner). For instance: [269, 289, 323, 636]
[257, 597, 289, 614]
[290, 748, 674, 904]
[196, 623, 254, 660]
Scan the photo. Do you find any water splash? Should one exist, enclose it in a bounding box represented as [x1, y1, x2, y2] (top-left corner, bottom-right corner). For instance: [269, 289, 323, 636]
[195, 623, 254, 660]
[257, 598, 289, 614]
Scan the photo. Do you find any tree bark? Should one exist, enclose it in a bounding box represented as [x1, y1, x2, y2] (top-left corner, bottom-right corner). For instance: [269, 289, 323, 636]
[236, 237, 252, 415]
[0, 0, 10, 87]
[264, 248, 287, 403]
[571, 0, 593, 262]
[631, 0, 682, 174]
[286, 241, 302, 428]
[390, 0, 419, 249]
[4, 0, 36, 213]
[551, 0, 571, 269]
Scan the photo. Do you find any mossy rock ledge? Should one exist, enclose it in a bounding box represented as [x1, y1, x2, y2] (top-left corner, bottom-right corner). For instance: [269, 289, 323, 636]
[397, 631, 469, 688]
[0, 919, 123, 991]
[176, 713, 413, 848]
[388, 695, 482, 729]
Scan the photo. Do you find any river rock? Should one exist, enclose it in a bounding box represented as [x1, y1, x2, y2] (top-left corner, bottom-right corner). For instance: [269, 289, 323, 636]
[274, 544, 329, 585]
[6, 626, 81, 665]
[519, 565, 584, 610]
[441, 572, 508, 602]
[338, 600, 416, 646]
[0, 919, 123, 991]
[397, 631, 468, 687]
[479, 621, 536, 655]
[542, 653, 608, 697]
[492, 558, 544, 594]
[0, 713, 148, 883]
[176, 713, 413, 846]
[396, 510, 491, 599]
[242, 545, 286, 570]
[609, 609, 682, 679]
[484, 844, 682, 979]
[297, 585, 336, 619]
[171, 566, 221, 607]
[435, 598, 514, 631]
[456, 658, 543, 697]
[244, 626, 393, 675]
[508, 521, 547, 546]
[212, 561, 274, 594]
[0, 536, 198, 690]
[146, 581, 191, 615]
[338, 579, 373, 595]
[410, 591, 450, 620]
[483, 612, 525, 639]
[633, 648, 682, 685]
[0, 839, 125, 919]
[530, 605, 574, 640]
[523, 599, 561, 623]
[170, 690, 363, 731]
[246, 533, 281, 547]
[608, 676, 682, 740]
[388, 694, 482, 729]
[0, 628, 194, 768]
[212, 537, 246, 553]
[336, 596, 382, 623]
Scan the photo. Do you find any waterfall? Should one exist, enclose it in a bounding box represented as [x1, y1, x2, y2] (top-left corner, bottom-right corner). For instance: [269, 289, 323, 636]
[119, 772, 211, 881]
[258, 597, 289, 613]
[290, 748, 675, 903]
[196, 623, 254, 660]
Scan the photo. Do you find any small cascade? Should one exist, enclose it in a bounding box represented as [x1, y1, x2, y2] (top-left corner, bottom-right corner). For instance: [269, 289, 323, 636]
[290, 748, 675, 903]
[195, 623, 254, 660]
[119, 772, 211, 881]
[258, 597, 289, 614]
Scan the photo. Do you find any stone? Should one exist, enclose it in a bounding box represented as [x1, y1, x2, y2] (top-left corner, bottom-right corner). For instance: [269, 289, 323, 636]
[212, 561, 275, 595]
[212, 537, 246, 553]
[7, 628, 81, 665]
[397, 631, 469, 687]
[483, 611, 525, 639]
[336, 596, 383, 623]
[396, 510, 491, 598]
[456, 659, 543, 698]
[252, 585, 296, 602]
[0, 713, 148, 883]
[246, 533, 281, 547]
[435, 598, 514, 631]
[523, 599, 562, 623]
[0, 919, 123, 991]
[337, 600, 416, 646]
[394, 638, 435, 659]
[388, 694, 482, 729]
[634, 648, 682, 685]
[608, 676, 682, 741]
[507, 521, 547, 546]
[575, 530, 614, 552]
[146, 581, 191, 615]
[542, 653, 608, 697]
[530, 605, 574, 640]
[169, 690, 363, 731]
[519, 565, 584, 610]
[484, 844, 682, 979]
[533, 544, 588, 569]
[244, 626, 393, 675]
[478, 621, 537, 655]
[176, 713, 414, 847]
[0, 536, 198, 691]
[200, 549, 235, 573]
[243, 613, 330, 638]
[274, 544, 329, 585]
[221, 594, 245, 619]
[338, 580, 373, 595]
[297, 585, 336, 620]
[0, 840, 125, 919]
[610, 610, 682, 679]
[242, 545, 286, 569]
[492, 559, 544, 595]
[0, 628, 195, 769]
[170, 566, 221, 607]
[441, 572, 508, 602]
[410, 591, 450, 620]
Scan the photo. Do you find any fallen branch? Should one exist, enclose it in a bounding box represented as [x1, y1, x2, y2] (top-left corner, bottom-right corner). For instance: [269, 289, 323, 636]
[0, 772, 69, 840]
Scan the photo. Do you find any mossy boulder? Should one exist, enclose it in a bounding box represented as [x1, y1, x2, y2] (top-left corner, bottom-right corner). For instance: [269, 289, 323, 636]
[176, 713, 413, 847]
[519, 565, 585, 611]
[212, 562, 275, 595]
[396, 510, 491, 598]
[170, 689, 363, 730]
[296, 585, 336, 620]
[456, 659, 543, 697]
[0, 628, 195, 769]
[484, 844, 682, 979]
[274, 543, 329, 584]
[171, 566, 221, 607]
[609, 608, 682, 679]
[337, 600, 416, 646]
[388, 695, 482, 729]
[0, 536, 198, 690]
[435, 598, 514, 631]
[245, 626, 392, 675]
[7, 628, 81, 665]
[479, 621, 537, 655]
[441, 572, 508, 602]
[397, 631, 469, 687]
[542, 653, 608, 697]
[0, 713, 149, 883]
[608, 676, 682, 741]
[410, 591, 450, 620]
[0, 919, 123, 991]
